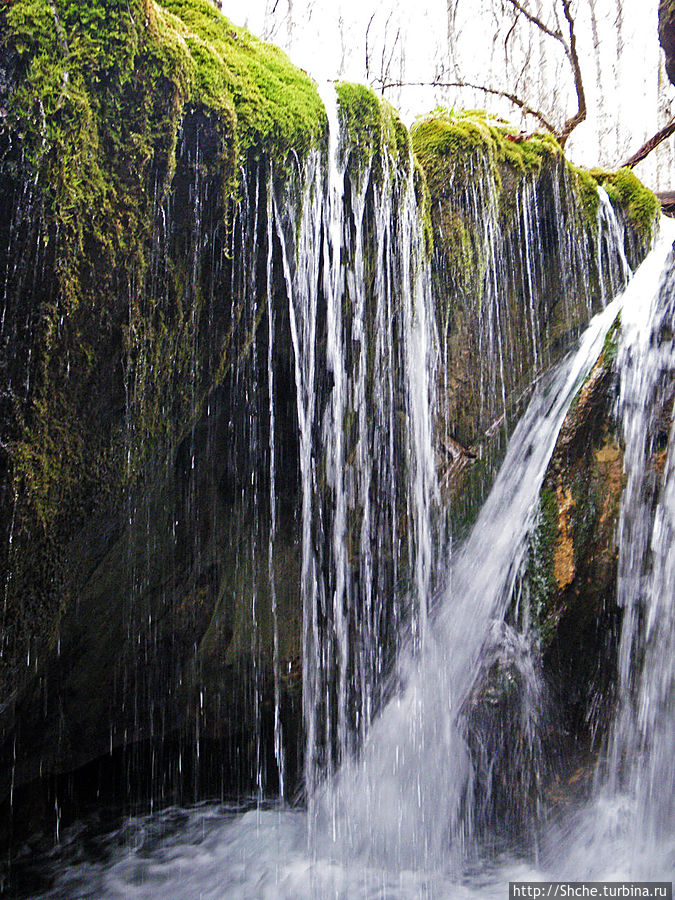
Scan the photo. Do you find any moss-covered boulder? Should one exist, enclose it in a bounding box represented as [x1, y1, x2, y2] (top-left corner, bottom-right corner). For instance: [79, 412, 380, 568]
[0, 0, 327, 833]
[591, 167, 661, 268]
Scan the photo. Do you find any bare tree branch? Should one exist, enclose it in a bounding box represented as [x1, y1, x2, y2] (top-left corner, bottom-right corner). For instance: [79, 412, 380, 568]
[657, 191, 675, 216]
[380, 27, 401, 89]
[439, 0, 587, 149]
[557, 0, 586, 146]
[365, 13, 375, 82]
[504, 17, 519, 57]
[504, 0, 563, 42]
[379, 79, 558, 133]
[619, 116, 675, 169]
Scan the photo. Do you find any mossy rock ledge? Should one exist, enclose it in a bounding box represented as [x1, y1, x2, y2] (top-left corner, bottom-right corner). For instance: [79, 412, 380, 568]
[526, 333, 625, 754]
[411, 109, 658, 533]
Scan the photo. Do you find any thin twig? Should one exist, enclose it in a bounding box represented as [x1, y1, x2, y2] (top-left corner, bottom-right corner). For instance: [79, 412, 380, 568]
[557, 0, 586, 146]
[503, 0, 564, 43]
[378, 79, 557, 133]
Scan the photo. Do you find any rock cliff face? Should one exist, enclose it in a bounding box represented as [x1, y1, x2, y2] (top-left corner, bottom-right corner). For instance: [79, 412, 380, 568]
[490, 284, 675, 819]
[0, 0, 661, 846]
[526, 323, 625, 755]
[660, 0, 675, 85]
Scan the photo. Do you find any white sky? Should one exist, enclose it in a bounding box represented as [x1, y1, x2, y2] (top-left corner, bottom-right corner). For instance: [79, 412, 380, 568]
[221, 0, 674, 188]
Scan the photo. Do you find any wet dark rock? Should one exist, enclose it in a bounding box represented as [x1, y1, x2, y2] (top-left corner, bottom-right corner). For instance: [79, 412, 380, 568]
[522, 302, 675, 785]
[660, 0, 675, 85]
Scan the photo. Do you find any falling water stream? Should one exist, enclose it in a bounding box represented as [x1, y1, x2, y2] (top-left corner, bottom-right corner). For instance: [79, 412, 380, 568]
[12, 85, 675, 895]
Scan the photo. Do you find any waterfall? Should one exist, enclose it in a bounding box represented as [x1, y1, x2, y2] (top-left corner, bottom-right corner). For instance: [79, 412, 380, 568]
[430, 146, 631, 535]
[553, 217, 675, 878]
[271, 85, 442, 815]
[612, 221, 675, 803]
[8, 75, 675, 900]
[32, 211, 675, 900]
[317, 241, 632, 871]
[606, 217, 675, 864]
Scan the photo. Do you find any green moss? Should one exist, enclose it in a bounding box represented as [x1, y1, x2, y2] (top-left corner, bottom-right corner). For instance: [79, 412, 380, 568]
[436, 206, 484, 303]
[335, 82, 381, 159]
[413, 155, 434, 254]
[569, 164, 601, 226]
[7, 0, 326, 228]
[411, 108, 561, 197]
[3, 0, 328, 492]
[594, 167, 660, 241]
[158, 0, 326, 165]
[601, 310, 622, 368]
[335, 81, 411, 179]
[1, 0, 332, 701]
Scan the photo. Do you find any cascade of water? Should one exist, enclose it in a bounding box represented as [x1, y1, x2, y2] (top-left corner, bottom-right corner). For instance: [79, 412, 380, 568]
[27, 172, 675, 900]
[321, 269, 630, 871]
[592, 216, 675, 863]
[435, 155, 630, 517]
[266, 183, 286, 799]
[271, 147, 324, 805]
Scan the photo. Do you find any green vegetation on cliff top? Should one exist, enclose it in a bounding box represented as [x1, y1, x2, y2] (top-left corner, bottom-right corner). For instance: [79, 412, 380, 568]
[593, 167, 661, 241]
[6, 0, 326, 190]
[155, 0, 326, 161]
[410, 108, 659, 242]
[335, 81, 410, 173]
[411, 108, 561, 197]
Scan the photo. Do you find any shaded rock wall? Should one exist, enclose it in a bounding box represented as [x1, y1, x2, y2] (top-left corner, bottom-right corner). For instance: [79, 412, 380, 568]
[518, 278, 675, 792]
[0, 0, 326, 832]
[527, 323, 624, 754]
[0, 0, 431, 838]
